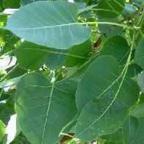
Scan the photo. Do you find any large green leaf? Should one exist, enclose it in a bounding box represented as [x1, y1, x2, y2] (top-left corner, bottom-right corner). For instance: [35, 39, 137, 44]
[15, 41, 64, 70]
[6, 1, 90, 49]
[15, 72, 77, 144]
[15, 40, 90, 70]
[134, 38, 144, 69]
[75, 56, 139, 141]
[76, 55, 120, 111]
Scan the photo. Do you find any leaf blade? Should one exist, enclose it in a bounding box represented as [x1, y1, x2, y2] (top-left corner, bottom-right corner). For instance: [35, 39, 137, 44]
[16, 72, 77, 144]
[75, 56, 139, 141]
[6, 1, 90, 49]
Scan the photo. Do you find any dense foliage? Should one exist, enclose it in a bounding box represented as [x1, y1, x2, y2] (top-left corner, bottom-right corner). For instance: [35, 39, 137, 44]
[0, 0, 144, 143]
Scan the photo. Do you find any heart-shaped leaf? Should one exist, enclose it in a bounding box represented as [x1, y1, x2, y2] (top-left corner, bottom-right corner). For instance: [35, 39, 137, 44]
[15, 72, 77, 144]
[6, 1, 90, 49]
[75, 56, 139, 141]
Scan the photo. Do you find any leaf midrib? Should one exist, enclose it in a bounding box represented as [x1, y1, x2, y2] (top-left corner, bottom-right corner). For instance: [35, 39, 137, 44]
[40, 80, 55, 144]
[77, 67, 126, 137]
[7, 22, 83, 31]
[18, 47, 87, 59]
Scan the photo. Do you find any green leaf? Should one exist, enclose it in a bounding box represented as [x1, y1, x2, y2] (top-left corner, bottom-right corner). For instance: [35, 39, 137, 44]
[76, 55, 120, 111]
[75, 56, 139, 141]
[126, 64, 142, 78]
[130, 103, 144, 118]
[127, 118, 144, 144]
[0, 120, 5, 142]
[0, 1, 3, 12]
[15, 41, 64, 70]
[15, 40, 90, 70]
[101, 36, 130, 64]
[21, 0, 47, 5]
[11, 133, 30, 144]
[99, 24, 123, 37]
[64, 40, 91, 67]
[3, 0, 20, 8]
[0, 14, 7, 28]
[104, 117, 144, 144]
[137, 71, 144, 92]
[16, 72, 77, 144]
[0, 29, 19, 55]
[135, 39, 144, 69]
[96, 0, 125, 18]
[0, 98, 15, 124]
[6, 1, 90, 49]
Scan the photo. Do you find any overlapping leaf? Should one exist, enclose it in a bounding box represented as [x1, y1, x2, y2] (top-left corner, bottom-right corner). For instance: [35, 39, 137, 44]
[6, 1, 90, 49]
[101, 36, 130, 64]
[15, 40, 91, 70]
[103, 117, 144, 144]
[1, 0, 144, 143]
[16, 72, 77, 144]
[96, 0, 125, 18]
[75, 56, 139, 141]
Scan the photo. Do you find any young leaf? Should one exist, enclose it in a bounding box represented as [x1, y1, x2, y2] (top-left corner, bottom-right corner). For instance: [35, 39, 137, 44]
[15, 72, 77, 144]
[6, 1, 90, 49]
